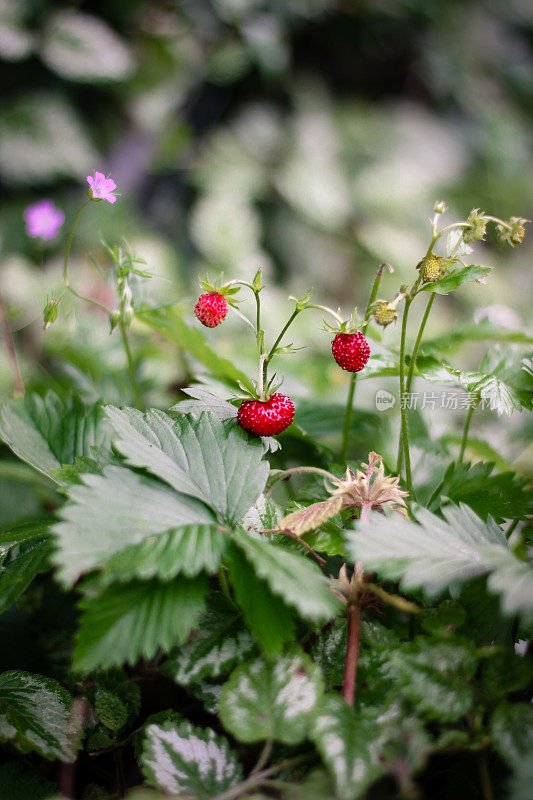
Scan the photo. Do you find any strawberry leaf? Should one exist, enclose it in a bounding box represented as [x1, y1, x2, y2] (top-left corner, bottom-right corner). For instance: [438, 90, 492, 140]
[105, 407, 270, 525]
[73, 577, 208, 672]
[0, 391, 110, 483]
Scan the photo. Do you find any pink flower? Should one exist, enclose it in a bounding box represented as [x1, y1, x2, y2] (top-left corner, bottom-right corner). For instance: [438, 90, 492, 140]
[24, 200, 65, 240]
[87, 171, 117, 204]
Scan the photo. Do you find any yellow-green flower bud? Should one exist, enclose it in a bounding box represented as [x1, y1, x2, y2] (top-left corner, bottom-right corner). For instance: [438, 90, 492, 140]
[496, 217, 528, 247]
[43, 296, 60, 330]
[463, 208, 487, 243]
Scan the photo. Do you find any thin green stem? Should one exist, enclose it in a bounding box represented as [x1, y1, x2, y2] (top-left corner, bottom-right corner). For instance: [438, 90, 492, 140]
[66, 284, 113, 314]
[458, 404, 475, 465]
[255, 290, 262, 348]
[340, 376, 357, 465]
[267, 466, 336, 491]
[250, 738, 273, 775]
[405, 292, 436, 393]
[62, 199, 114, 314]
[263, 308, 300, 388]
[63, 200, 90, 286]
[119, 320, 142, 409]
[397, 297, 413, 494]
[212, 754, 312, 800]
[218, 567, 236, 608]
[340, 266, 385, 463]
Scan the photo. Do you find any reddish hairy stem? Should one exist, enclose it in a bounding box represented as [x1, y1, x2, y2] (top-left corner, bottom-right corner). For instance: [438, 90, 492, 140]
[342, 601, 362, 706]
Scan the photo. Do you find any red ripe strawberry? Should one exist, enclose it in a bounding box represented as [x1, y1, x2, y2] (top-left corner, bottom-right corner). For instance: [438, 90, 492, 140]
[332, 332, 370, 372]
[194, 293, 228, 327]
[237, 393, 294, 436]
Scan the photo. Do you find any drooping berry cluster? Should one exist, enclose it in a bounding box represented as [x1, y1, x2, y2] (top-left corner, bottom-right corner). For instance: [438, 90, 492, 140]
[194, 293, 228, 327]
[331, 332, 370, 373]
[237, 393, 295, 436]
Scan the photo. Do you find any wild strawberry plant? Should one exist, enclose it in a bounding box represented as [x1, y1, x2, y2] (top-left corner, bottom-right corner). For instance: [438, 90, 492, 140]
[0, 185, 532, 800]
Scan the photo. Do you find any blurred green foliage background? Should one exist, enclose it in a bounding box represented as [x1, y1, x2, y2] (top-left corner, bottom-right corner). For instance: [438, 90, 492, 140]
[1, 0, 532, 478]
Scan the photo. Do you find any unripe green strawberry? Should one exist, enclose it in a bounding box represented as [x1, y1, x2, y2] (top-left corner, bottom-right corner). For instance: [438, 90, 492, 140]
[373, 301, 398, 327]
[419, 254, 446, 283]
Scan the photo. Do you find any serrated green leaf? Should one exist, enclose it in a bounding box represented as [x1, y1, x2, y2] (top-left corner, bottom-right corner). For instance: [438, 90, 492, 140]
[227, 543, 296, 654]
[53, 465, 213, 586]
[447, 349, 533, 415]
[311, 695, 386, 800]
[0, 670, 75, 761]
[347, 504, 533, 623]
[486, 553, 533, 622]
[301, 519, 347, 557]
[101, 524, 228, 584]
[429, 461, 533, 522]
[106, 407, 269, 525]
[171, 388, 238, 421]
[141, 719, 242, 799]
[233, 531, 341, 622]
[490, 704, 533, 768]
[0, 535, 50, 613]
[419, 264, 491, 294]
[219, 652, 324, 744]
[389, 639, 478, 722]
[95, 689, 128, 732]
[0, 392, 111, 483]
[139, 305, 253, 392]
[73, 577, 208, 672]
[163, 600, 256, 687]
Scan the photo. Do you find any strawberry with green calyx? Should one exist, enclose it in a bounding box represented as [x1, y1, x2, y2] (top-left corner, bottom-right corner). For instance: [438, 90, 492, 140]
[317, 307, 371, 373]
[238, 393, 295, 436]
[236, 363, 294, 436]
[193, 274, 242, 328]
[372, 287, 407, 328]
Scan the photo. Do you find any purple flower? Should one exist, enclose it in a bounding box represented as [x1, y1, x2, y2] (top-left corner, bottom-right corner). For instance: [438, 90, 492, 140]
[24, 200, 65, 240]
[87, 171, 117, 204]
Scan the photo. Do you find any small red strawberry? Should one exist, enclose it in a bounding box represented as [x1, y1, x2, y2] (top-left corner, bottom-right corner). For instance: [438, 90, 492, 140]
[194, 293, 228, 327]
[332, 332, 370, 372]
[237, 393, 294, 436]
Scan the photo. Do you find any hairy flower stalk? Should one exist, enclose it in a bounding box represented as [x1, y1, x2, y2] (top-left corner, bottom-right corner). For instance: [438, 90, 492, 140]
[333, 563, 365, 706]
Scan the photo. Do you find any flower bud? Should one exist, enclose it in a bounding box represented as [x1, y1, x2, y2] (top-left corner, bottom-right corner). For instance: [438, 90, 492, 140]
[123, 306, 134, 327]
[496, 217, 528, 247]
[109, 309, 120, 332]
[463, 208, 487, 243]
[43, 296, 60, 330]
[434, 200, 448, 214]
